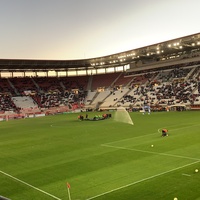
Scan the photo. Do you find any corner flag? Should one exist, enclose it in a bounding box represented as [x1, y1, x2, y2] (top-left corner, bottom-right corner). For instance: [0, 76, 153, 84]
[67, 182, 71, 189]
[66, 182, 71, 200]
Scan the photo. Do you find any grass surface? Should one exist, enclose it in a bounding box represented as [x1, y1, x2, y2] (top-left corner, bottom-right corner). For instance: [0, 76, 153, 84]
[0, 111, 200, 200]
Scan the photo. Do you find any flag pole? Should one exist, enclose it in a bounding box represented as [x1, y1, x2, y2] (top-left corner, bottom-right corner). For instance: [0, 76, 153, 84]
[66, 182, 71, 200]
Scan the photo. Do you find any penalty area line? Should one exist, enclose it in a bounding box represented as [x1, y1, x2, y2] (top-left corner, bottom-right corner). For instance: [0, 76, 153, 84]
[86, 160, 200, 200]
[103, 132, 158, 146]
[0, 170, 61, 200]
[101, 144, 200, 161]
[158, 123, 200, 134]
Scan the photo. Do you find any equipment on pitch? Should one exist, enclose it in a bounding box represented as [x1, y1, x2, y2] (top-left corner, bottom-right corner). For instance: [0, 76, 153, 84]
[114, 107, 134, 125]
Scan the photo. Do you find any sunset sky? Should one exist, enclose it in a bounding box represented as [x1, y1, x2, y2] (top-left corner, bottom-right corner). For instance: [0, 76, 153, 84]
[0, 0, 199, 60]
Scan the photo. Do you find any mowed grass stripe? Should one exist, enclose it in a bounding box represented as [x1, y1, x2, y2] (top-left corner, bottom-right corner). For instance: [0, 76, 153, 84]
[86, 160, 200, 200]
[0, 170, 61, 200]
[0, 111, 200, 199]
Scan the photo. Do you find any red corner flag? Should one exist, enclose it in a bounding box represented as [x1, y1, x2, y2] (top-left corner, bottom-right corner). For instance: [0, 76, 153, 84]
[67, 182, 71, 189]
[66, 182, 71, 200]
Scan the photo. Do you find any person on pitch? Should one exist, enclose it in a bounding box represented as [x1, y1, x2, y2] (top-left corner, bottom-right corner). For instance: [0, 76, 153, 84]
[162, 128, 168, 137]
[143, 101, 151, 115]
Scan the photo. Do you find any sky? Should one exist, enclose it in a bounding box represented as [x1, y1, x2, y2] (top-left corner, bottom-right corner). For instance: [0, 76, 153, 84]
[0, 0, 200, 60]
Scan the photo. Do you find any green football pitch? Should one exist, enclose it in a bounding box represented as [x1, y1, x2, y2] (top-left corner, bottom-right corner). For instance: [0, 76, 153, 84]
[1, 111, 200, 200]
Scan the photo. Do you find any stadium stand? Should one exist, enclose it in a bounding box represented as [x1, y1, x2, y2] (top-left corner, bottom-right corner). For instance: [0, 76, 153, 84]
[0, 33, 200, 120]
[91, 73, 121, 91]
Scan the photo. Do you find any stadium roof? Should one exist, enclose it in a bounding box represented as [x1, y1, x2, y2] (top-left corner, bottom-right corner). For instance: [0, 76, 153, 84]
[0, 32, 199, 72]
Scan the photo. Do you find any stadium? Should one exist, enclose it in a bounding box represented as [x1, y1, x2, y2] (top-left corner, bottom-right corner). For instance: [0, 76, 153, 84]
[1, 32, 200, 200]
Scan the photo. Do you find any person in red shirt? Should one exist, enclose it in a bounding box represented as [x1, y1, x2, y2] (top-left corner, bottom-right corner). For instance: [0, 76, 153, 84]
[162, 129, 168, 137]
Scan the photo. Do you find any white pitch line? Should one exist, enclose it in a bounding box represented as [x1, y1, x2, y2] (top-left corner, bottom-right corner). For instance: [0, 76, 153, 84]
[105, 123, 200, 146]
[103, 132, 158, 146]
[0, 170, 61, 200]
[182, 173, 191, 177]
[86, 160, 200, 200]
[168, 123, 200, 132]
[0, 196, 11, 200]
[158, 123, 200, 135]
[101, 144, 200, 161]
